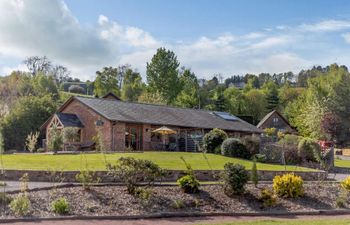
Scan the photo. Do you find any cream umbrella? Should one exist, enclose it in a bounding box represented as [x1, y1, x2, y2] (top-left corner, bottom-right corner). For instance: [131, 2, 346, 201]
[152, 126, 177, 150]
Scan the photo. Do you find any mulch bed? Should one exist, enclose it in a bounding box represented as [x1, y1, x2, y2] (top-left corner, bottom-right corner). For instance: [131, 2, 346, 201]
[0, 182, 345, 218]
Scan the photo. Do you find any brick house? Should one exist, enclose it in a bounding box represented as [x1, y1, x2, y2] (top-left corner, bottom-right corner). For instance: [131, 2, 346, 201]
[41, 94, 262, 151]
[257, 110, 295, 133]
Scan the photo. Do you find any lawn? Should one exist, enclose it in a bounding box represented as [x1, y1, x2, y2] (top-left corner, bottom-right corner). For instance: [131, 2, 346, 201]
[0, 152, 313, 171]
[335, 158, 350, 168]
[197, 218, 350, 225]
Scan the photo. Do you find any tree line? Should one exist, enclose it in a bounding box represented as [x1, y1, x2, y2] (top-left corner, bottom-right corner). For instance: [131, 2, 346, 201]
[0, 48, 349, 150]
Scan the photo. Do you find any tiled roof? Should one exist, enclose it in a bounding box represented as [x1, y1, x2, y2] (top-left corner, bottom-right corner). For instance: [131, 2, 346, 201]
[72, 96, 262, 133]
[56, 112, 84, 128]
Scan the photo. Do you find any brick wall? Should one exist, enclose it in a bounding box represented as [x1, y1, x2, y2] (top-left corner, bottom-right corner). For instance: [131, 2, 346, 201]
[61, 99, 113, 150]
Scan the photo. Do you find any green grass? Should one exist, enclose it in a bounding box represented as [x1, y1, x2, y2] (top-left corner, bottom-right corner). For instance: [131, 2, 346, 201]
[0, 152, 313, 171]
[335, 158, 350, 168]
[196, 218, 350, 225]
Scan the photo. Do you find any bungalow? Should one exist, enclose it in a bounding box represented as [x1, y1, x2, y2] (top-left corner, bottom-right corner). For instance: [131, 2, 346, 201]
[41, 94, 262, 152]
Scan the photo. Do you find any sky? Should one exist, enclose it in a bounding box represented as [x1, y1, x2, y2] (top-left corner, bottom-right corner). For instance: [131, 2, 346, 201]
[1, 0, 350, 80]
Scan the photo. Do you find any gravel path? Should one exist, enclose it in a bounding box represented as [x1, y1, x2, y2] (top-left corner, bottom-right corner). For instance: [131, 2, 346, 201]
[6, 214, 350, 225]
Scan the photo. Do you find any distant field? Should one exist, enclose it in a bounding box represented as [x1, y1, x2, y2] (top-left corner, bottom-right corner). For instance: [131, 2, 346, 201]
[0, 152, 313, 171]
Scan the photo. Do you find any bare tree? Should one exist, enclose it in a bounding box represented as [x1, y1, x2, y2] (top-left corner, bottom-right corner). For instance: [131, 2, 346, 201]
[23, 56, 52, 76]
[52, 65, 71, 84]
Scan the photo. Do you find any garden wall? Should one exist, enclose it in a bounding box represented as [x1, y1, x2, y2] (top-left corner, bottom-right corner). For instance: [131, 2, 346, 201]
[0, 169, 327, 182]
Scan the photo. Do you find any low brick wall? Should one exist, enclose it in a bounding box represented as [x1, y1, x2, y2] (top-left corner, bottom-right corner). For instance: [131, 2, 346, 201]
[0, 169, 327, 182]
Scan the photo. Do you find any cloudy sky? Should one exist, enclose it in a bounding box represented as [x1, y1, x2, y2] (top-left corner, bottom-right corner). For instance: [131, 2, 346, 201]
[1, 0, 350, 80]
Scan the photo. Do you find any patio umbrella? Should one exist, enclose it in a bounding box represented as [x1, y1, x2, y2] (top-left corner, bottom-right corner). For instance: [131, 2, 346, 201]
[152, 126, 177, 150]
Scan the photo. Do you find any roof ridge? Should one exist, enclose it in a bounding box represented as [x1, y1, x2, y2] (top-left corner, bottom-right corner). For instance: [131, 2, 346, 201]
[74, 96, 216, 114]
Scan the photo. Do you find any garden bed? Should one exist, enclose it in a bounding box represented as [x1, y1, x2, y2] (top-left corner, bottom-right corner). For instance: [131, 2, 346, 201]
[0, 182, 345, 219]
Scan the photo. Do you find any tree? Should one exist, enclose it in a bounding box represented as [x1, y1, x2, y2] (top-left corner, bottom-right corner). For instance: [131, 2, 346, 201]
[94, 67, 120, 97]
[23, 56, 52, 76]
[244, 89, 267, 124]
[121, 68, 144, 102]
[175, 69, 200, 108]
[1, 95, 57, 150]
[146, 48, 182, 104]
[263, 81, 279, 111]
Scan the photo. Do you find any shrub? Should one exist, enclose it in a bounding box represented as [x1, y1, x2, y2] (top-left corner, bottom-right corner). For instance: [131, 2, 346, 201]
[25, 132, 39, 152]
[51, 197, 69, 215]
[278, 134, 300, 146]
[48, 126, 63, 152]
[251, 159, 259, 187]
[177, 174, 200, 193]
[273, 173, 304, 198]
[264, 128, 277, 137]
[222, 163, 249, 195]
[106, 157, 164, 194]
[134, 187, 153, 202]
[298, 138, 321, 162]
[242, 135, 260, 156]
[203, 128, 228, 153]
[9, 194, 31, 216]
[221, 138, 249, 159]
[259, 188, 277, 208]
[341, 176, 350, 192]
[75, 170, 100, 190]
[283, 145, 301, 165]
[254, 154, 267, 163]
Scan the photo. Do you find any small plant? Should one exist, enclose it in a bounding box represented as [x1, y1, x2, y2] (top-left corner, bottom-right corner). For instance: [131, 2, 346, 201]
[251, 159, 259, 187]
[51, 197, 70, 215]
[9, 194, 30, 216]
[259, 188, 277, 208]
[177, 174, 200, 193]
[221, 138, 249, 159]
[202, 128, 228, 153]
[341, 176, 350, 192]
[134, 187, 153, 202]
[75, 170, 100, 190]
[254, 154, 267, 163]
[273, 173, 304, 198]
[106, 157, 164, 194]
[177, 157, 200, 193]
[222, 163, 249, 195]
[172, 199, 185, 209]
[36, 148, 45, 153]
[25, 131, 40, 153]
[336, 189, 348, 208]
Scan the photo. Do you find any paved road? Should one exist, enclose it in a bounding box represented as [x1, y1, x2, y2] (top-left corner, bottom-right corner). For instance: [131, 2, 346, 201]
[5, 214, 350, 225]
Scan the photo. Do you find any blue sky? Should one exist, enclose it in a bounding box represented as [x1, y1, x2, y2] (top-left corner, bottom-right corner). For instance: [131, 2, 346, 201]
[1, 0, 350, 80]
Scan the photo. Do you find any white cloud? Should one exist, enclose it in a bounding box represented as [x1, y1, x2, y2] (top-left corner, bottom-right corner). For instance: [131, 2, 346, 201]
[0, 0, 349, 81]
[299, 19, 350, 32]
[342, 33, 350, 43]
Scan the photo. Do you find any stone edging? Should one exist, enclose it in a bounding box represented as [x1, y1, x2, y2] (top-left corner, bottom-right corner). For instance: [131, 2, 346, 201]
[0, 169, 327, 182]
[0, 209, 350, 223]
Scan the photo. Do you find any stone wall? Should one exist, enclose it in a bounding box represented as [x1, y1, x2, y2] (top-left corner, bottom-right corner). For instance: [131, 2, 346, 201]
[0, 169, 327, 183]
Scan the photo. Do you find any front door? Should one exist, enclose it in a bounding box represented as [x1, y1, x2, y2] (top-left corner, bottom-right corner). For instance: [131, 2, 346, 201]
[125, 125, 142, 150]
